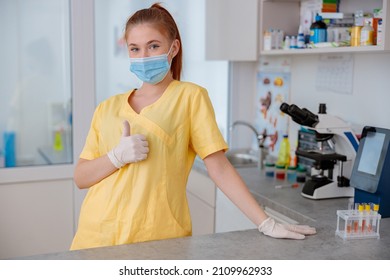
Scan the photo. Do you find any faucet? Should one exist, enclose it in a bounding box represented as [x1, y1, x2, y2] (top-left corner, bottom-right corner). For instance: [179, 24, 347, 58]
[230, 120, 266, 147]
[230, 120, 269, 169]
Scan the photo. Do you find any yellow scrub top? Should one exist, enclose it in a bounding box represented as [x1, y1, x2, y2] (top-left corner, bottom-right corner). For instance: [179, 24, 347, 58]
[71, 80, 228, 250]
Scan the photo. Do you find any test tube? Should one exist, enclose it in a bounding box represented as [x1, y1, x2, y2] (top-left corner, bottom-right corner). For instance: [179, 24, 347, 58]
[353, 203, 359, 233]
[365, 204, 372, 233]
[358, 204, 364, 233]
[371, 204, 380, 233]
[346, 199, 354, 234]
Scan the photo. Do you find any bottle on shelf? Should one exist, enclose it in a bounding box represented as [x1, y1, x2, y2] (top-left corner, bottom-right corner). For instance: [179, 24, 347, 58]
[53, 130, 64, 151]
[263, 29, 272, 51]
[283, 35, 291, 50]
[373, 8, 383, 46]
[350, 9, 364, 47]
[297, 25, 305, 48]
[310, 14, 327, 44]
[3, 131, 16, 167]
[361, 20, 374, 46]
[354, 10, 364, 27]
[377, 18, 383, 46]
[272, 29, 284, 50]
[290, 36, 297, 49]
[350, 25, 363, 46]
[277, 29, 284, 49]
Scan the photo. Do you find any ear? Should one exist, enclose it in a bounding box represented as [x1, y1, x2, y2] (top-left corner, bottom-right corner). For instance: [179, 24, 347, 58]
[171, 39, 180, 58]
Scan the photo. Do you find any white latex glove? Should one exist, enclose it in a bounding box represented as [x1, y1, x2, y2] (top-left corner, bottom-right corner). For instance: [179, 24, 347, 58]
[258, 217, 316, 240]
[107, 121, 149, 168]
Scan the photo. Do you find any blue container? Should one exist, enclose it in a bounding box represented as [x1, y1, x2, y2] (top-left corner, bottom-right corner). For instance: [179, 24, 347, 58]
[287, 166, 297, 183]
[310, 14, 327, 44]
[3, 131, 16, 167]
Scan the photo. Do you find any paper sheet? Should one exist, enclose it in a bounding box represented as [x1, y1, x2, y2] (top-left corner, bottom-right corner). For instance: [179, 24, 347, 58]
[316, 54, 354, 95]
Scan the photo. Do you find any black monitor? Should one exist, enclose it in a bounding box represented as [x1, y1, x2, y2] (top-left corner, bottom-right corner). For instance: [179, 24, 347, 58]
[351, 126, 390, 217]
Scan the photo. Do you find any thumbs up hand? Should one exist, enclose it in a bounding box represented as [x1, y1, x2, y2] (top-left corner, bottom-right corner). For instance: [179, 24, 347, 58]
[107, 121, 149, 168]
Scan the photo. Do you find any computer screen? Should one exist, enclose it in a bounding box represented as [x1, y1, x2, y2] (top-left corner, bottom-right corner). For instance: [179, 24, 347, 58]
[350, 126, 390, 194]
[357, 131, 385, 175]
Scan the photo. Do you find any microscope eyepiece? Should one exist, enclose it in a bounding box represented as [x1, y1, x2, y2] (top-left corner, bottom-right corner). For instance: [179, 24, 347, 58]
[280, 102, 319, 128]
[280, 102, 290, 114]
[318, 103, 327, 114]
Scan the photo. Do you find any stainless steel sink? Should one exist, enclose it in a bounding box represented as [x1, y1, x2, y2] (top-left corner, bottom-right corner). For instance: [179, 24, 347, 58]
[225, 149, 258, 168]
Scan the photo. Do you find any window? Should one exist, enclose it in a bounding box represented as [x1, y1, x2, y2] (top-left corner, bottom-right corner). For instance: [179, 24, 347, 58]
[0, 0, 72, 167]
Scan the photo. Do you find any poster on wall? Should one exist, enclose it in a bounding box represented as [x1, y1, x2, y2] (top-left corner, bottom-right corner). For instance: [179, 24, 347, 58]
[255, 57, 291, 156]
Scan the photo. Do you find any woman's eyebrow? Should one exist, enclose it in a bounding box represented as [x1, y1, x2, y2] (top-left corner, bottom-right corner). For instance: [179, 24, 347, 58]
[127, 40, 162, 47]
[146, 40, 162, 44]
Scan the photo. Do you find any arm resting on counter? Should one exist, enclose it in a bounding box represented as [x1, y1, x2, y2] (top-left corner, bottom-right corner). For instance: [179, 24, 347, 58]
[203, 150, 269, 227]
[203, 150, 316, 239]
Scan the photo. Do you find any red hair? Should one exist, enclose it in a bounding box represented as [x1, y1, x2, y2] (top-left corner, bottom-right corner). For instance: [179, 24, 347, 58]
[124, 3, 183, 80]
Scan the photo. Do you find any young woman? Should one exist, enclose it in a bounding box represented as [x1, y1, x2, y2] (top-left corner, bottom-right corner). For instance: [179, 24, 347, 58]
[70, 3, 315, 250]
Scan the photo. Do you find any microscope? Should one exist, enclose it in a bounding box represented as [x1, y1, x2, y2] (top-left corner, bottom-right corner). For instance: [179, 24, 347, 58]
[280, 103, 359, 200]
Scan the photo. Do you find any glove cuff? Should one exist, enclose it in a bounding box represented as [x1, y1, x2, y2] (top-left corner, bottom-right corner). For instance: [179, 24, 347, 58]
[257, 217, 274, 233]
[107, 149, 124, 169]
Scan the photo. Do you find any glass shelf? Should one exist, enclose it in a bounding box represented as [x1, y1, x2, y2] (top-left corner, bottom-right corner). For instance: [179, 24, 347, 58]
[261, 45, 386, 55]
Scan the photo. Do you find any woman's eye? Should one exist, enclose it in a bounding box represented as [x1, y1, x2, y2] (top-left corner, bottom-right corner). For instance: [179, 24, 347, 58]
[149, 44, 160, 50]
[129, 47, 139, 52]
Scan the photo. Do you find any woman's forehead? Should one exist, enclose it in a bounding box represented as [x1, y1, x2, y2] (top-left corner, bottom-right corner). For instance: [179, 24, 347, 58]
[126, 23, 168, 45]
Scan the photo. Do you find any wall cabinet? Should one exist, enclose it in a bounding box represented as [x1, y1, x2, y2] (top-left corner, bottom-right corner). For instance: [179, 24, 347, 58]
[205, 0, 259, 61]
[186, 169, 216, 235]
[205, 0, 389, 60]
[259, 0, 389, 55]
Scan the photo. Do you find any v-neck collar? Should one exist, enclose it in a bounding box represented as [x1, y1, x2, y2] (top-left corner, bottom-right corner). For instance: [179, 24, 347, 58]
[125, 80, 178, 116]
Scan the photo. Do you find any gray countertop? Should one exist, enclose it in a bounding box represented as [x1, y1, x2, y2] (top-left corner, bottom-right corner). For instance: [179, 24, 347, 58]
[23, 166, 390, 260]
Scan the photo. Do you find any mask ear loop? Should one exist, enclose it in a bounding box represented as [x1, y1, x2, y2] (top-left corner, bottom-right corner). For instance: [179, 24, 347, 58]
[167, 43, 174, 56]
[166, 41, 177, 65]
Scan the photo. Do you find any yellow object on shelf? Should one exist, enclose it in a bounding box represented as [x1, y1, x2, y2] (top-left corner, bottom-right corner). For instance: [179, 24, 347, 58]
[350, 26, 362, 47]
[53, 131, 64, 151]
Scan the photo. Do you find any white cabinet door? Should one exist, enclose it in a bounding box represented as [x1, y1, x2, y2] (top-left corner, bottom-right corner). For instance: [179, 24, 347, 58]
[0, 179, 74, 259]
[186, 169, 216, 235]
[187, 192, 215, 235]
[206, 0, 259, 61]
[215, 188, 256, 233]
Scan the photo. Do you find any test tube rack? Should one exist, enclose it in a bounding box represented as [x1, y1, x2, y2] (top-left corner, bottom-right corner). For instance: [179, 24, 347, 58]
[335, 210, 381, 240]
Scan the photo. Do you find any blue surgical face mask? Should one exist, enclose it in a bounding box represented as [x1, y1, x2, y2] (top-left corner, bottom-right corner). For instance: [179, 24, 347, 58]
[129, 45, 173, 85]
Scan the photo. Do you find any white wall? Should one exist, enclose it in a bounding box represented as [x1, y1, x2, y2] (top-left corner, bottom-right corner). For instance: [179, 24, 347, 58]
[290, 53, 390, 130]
[231, 52, 390, 148]
[229, 62, 258, 149]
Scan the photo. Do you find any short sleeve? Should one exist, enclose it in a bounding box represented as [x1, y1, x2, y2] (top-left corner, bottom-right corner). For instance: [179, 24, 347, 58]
[79, 104, 102, 160]
[189, 87, 228, 159]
